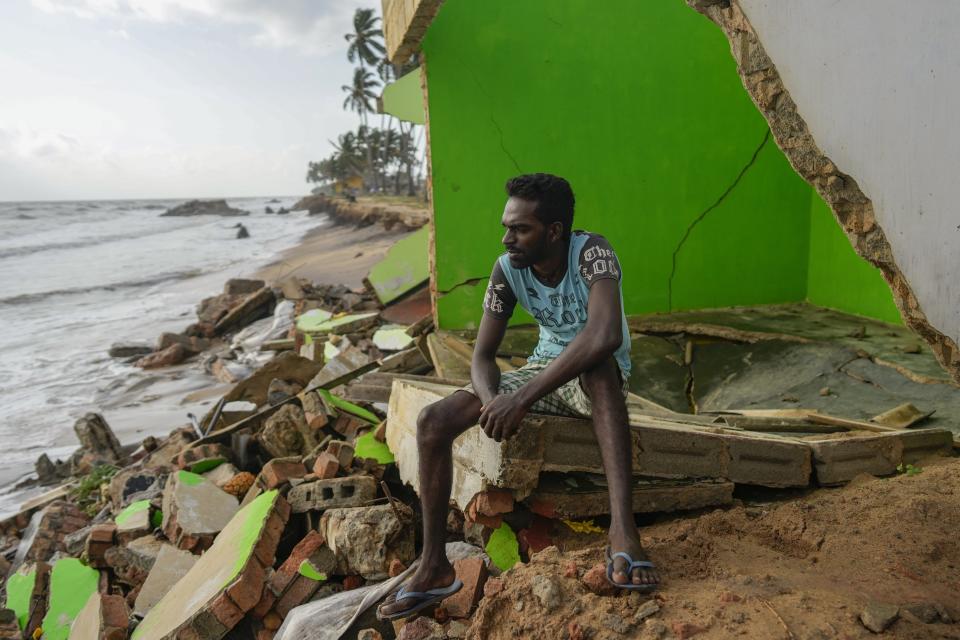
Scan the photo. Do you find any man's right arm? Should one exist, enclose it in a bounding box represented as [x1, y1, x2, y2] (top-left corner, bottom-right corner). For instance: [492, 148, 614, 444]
[471, 260, 517, 405]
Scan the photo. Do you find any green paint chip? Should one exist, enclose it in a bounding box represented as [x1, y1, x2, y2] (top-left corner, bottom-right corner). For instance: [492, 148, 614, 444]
[354, 431, 394, 464]
[41, 558, 99, 640]
[190, 458, 226, 474]
[317, 389, 379, 425]
[297, 560, 327, 582]
[177, 470, 206, 486]
[115, 499, 151, 527]
[151, 509, 163, 529]
[6, 565, 37, 630]
[486, 522, 521, 572]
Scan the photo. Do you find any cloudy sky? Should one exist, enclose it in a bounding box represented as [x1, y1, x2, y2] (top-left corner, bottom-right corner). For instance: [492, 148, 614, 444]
[0, 0, 376, 201]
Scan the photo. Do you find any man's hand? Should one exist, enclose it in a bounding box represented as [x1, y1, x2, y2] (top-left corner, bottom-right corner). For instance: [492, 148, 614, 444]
[479, 393, 530, 442]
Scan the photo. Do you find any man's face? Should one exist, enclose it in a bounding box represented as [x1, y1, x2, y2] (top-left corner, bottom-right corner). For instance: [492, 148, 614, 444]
[501, 197, 551, 269]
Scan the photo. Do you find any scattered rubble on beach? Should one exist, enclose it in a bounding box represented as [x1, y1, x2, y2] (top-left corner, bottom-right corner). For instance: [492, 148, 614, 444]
[1, 203, 958, 640]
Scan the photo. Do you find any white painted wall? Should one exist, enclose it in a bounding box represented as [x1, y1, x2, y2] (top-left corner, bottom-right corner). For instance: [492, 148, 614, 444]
[740, 0, 960, 344]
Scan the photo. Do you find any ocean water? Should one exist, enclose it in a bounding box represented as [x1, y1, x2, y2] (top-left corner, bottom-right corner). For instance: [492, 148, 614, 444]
[0, 196, 325, 517]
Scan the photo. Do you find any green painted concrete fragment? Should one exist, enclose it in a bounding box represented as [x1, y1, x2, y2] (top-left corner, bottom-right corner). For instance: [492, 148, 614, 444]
[295, 308, 334, 333]
[5, 564, 36, 630]
[41, 558, 99, 640]
[177, 470, 205, 486]
[366, 227, 429, 305]
[115, 499, 151, 527]
[297, 560, 327, 582]
[354, 430, 395, 464]
[317, 389, 379, 425]
[382, 67, 426, 125]
[189, 458, 226, 474]
[486, 522, 521, 572]
[132, 490, 279, 640]
[298, 312, 378, 335]
[372, 325, 414, 351]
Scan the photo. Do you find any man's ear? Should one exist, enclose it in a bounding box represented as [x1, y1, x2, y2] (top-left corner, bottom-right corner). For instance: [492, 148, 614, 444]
[548, 221, 564, 243]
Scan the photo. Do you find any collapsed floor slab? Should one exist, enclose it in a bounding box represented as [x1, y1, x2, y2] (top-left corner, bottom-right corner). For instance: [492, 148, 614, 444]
[387, 378, 953, 510]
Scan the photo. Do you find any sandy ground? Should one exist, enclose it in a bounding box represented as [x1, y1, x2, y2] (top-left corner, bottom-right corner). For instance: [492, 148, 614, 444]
[469, 457, 960, 640]
[253, 217, 415, 288]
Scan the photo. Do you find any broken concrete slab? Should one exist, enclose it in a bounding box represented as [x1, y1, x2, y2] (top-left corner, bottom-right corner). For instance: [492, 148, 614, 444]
[214, 286, 275, 335]
[299, 312, 379, 339]
[132, 490, 290, 640]
[108, 467, 162, 510]
[133, 544, 199, 617]
[115, 499, 153, 542]
[175, 442, 233, 473]
[214, 351, 323, 413]
[73, 412, 125, 465]
[372, 325, 415, 352]
[870, 402, 935, 429]
[308, 345, 374, 389]
[41, 557, 99, 640]
[425, 333, 472, 381]
[3, 561, 49, 636]
[528, 475, 734, 519]
[161, 470, 240, 551]
[806, 428, 954, 485]
[365, 226, 429, 305]
[287, 476, 378, 513]
[320, 503, 415, 580]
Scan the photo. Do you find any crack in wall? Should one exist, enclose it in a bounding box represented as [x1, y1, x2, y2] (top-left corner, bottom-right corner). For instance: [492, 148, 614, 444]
[685, 0, 960, 384]
[667, 129, 771, 311]
[490, 115, 523, 174]
[460, 56, 524, 174]
[436, 277, 486, 296]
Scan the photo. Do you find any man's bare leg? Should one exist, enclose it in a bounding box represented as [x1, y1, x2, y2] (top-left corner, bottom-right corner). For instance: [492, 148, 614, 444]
[581, 358, 660, 587]
[378, 390, 483, 617]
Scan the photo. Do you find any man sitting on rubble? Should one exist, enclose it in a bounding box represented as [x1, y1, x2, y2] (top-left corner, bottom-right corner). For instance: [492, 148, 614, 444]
[378, 173, 660, 620]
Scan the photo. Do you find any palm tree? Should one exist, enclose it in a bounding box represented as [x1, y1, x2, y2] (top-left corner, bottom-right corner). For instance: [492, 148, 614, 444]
[341, 68, 380, 126]
[345, 9, 385, 70]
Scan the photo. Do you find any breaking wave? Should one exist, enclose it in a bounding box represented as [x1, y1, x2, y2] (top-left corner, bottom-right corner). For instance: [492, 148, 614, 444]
[0, 269, 204, 306]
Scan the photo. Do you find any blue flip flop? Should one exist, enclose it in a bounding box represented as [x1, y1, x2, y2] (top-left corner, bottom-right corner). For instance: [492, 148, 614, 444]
[376, 578, 464, 621]
[605, 546, 658, 592]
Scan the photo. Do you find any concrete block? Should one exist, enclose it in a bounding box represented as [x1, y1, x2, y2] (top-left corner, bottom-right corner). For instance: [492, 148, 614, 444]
[287, 475, 378, 513]
[808, 428, 953, 485]
[528, 477, 734, 519]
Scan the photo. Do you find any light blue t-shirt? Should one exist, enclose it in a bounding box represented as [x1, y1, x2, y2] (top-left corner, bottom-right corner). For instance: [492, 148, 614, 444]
[482, 231, 632, 378]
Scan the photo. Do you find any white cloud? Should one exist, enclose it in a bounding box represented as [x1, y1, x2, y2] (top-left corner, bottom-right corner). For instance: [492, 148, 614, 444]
[30, 0, 372, 55]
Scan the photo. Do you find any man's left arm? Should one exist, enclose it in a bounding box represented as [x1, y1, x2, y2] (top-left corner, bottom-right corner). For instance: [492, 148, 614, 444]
[479, 278, 623, 441]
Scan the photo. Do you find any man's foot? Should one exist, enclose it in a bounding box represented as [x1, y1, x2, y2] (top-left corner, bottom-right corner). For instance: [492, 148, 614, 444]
[377, 563, 459, 620]
[608, 529, 660, 588]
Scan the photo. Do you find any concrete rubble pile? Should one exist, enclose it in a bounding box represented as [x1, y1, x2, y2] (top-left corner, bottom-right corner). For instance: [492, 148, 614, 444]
[2, 228, 957, 638]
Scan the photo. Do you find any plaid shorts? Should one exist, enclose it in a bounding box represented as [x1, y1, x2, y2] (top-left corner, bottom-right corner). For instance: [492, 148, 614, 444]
[461, 361, 629, 419]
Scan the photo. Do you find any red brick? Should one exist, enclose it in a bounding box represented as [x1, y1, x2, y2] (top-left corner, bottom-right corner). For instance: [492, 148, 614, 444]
[388, 558, 407, 577]
[342, 575, 363, 591]
[100, 594, 129, 637]
[563, 561, 579, 579]
[312, 452, 340, 479]
[482, 577, 503, 598]
[270, 531, 325, 593]
[582, 563, 616, 596]
[528, 498, 558, 519]
[89, 523, 117, 543]
[325, 440, 355, 468]
[517, 516, 554, 555]
[442, 557, 488, 619]
[226, 557, 267, 611]
[207, 592, 245, 628]
[472, 489, 514, 516]
[272, 575, 321, 618]
[261, 459, 306, 489]
[250, 583, 278, 620]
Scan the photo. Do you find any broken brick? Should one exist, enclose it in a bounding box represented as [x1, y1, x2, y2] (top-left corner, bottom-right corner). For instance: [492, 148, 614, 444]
[342, 575, 363, 590]
[84, 523, 117, 568]
[389, 558, 407, 577]
[325, 440, 355, 468]
[261, 458, 307, 489]
[313, 452, 340, 479]
[582, 562, 616, 596]
[442, 557, 488, 619]
[483, 577, 503, 598]
[472, 489, 514, 517]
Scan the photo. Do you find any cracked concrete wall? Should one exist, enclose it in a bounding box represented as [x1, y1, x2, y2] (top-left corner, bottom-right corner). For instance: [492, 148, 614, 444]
[422, 0, 818, 329]
[686, 0, 960, 381]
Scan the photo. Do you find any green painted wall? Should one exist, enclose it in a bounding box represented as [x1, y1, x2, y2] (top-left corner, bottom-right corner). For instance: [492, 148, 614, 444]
[421, 0, 900, 329]
[806, 194, 901, 324]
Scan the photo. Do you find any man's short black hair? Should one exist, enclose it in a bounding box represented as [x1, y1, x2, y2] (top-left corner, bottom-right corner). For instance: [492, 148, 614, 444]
[505, 173, 575, 240]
